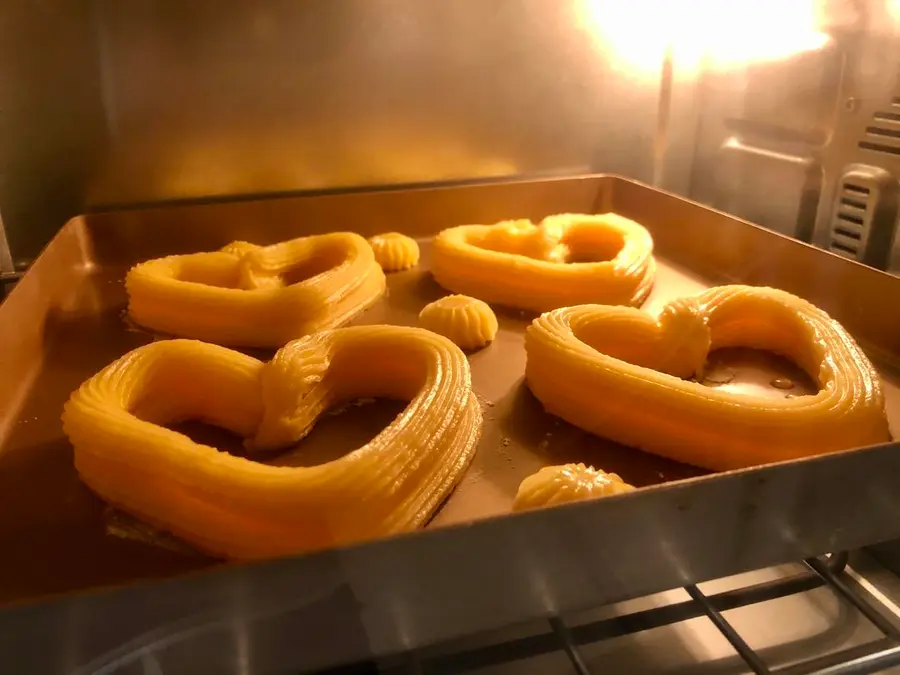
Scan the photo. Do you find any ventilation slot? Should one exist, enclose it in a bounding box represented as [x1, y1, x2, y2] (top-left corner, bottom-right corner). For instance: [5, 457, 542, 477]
[828, 182, 871, 260]
[859, 99, 900, 155]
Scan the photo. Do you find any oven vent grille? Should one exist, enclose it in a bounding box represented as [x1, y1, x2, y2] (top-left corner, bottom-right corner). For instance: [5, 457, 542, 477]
[828, 181, 871, 260]
[859, 99, 900, 156]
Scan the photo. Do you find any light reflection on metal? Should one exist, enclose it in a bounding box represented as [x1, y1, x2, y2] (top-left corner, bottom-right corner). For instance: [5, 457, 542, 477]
[574, 0, 830, 78]
[888, 0, 900, 21]
[0, 211, 14, 278]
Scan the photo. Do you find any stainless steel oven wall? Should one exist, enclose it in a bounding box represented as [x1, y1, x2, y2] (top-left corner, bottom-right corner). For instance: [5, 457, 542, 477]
[0, 0, 107, 271]
[74, 0, 900, 277]
[810, 18, 900, 276]
[0, 0, 666, 265]
[684, 46, 842, 244]
[680, 2, 900, 274]
[4, 0, 900, 275]
[86, 0, 661, 208]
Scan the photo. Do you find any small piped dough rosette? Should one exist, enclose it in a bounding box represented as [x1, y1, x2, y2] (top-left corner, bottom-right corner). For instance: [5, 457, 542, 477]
[525, 285, 890, 471]
[367, 232, 420, 272]
[514, 463, 634, 511]
[62, 327, 482, 560]
[126, 233, 386, 348]
[418, 295, 498, 351]
[431, 213, 655, 312]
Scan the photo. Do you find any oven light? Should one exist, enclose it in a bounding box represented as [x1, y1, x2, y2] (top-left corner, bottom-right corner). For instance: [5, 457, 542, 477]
[574, 0, 830, 77]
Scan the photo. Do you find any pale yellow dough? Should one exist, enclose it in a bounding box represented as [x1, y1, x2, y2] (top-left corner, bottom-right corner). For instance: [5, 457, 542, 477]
[62, 327, 482, 560]
[514, 463, 634, 511]
[418, 295, 498, 351]
[367, 232, 420, 272]
[432, 213, 655, 312]
[525, 285, 890, 471]
[126, 233, 385, 347]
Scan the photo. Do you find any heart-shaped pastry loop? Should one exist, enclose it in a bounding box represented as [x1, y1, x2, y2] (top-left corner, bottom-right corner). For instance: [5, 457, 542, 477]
[62, 327, 481, 560]
[525, 285, 891, 470]
[432, 213, 655, 312]
[126, 233, 386, 347]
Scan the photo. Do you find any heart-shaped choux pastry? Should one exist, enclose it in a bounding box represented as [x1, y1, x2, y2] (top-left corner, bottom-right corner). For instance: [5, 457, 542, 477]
[126, 233, 385, 347]
[525, 285, 890, 471]
[432, 213, 655, 312]
[62, 327, 481, 560]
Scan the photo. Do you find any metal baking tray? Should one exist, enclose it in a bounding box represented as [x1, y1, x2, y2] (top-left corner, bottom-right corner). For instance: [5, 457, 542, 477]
[1, 175, 900, 673]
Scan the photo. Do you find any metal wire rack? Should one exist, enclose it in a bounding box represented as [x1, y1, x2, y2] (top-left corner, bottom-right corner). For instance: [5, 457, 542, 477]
[320, 553, 900, 675]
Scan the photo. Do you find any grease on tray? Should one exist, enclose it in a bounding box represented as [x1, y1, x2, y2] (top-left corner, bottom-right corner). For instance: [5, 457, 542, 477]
[431, 213, 655, 312]
[525, 285, 890, 471]
[126, 234, 385, 347]
[62, 327, 482, 560]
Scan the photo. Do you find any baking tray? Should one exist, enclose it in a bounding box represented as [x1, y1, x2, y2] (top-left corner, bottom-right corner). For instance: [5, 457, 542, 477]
[2, 175, 900, 673]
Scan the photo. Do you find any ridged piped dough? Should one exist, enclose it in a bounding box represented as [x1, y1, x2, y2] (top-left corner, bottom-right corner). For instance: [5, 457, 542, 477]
[432, 213, 655, 312]
[514, 463, 634, 511]
[62, 327, 482, 560]
[525, 285, 890, 470]
[126, 233, 385, 347]
[367, 232, 420, 272]
[419, 295, 498, 351]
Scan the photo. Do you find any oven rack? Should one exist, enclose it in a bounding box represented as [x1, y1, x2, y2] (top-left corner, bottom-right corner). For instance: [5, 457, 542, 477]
[325, 553, 900, 675]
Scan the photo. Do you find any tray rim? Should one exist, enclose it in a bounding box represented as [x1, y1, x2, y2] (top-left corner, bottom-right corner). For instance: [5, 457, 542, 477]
[3, 173, 900, 672]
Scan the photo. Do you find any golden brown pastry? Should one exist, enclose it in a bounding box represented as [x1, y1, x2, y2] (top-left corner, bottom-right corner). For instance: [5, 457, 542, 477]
[418, 295, 498, 351]
[431, 213, 655, 312]
[514, 463, 634, 511]
[525, 285, 890, 470]
[62, 327, 482, 559]
[367, 232, 420, 272]
[126, 233, 385, 347]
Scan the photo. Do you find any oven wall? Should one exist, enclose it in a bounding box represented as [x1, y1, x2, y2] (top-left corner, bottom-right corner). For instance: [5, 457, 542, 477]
[0, 0, 107, 271]
[1, 0, 665, 265]
[2, 0, 900, 276]
[683, 4, 900, 274]
[86, 0, 661, 207]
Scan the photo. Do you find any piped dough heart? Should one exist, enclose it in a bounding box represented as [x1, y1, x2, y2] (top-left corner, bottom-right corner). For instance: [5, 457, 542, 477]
[126, 233, 386, 347]
[431, 213, 655, 312]
[62, 327, 481, 560]
[525, 285, 890, 471]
